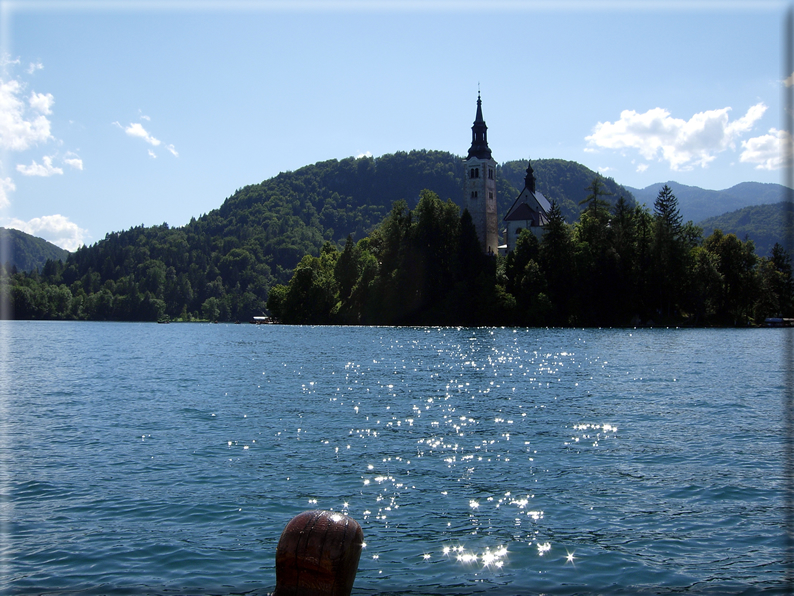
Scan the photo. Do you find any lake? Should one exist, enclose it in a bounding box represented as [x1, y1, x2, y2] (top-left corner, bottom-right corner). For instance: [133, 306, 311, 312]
[0, 322, 790, 595]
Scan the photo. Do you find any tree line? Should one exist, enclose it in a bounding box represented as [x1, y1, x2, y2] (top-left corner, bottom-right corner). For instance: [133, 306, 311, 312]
[1, 150, 789, 325]
[2, 216, 291, 322]
[0, 153, 638, 323]
[267, 184, 793, 327]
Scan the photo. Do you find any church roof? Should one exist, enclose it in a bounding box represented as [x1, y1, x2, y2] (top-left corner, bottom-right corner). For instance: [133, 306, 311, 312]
[503, 174, 551, 224]
[534, 190, 551, 214]
[467, 93, 492, 160]
[504, 202, 539, 222]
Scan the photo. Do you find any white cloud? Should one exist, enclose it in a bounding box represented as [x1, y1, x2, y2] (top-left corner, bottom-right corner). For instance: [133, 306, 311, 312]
[636, 163, 649, 173]
[356, 151, 372, 159]
[16, 155, 63, 177]
[124, 122, 161, 146]
[29, 91, 54, 114]
[117, 117, 177, 158]
[785, 72, 794, 87]
[4, 214, 88, 251]
[585, 103, 767, 171]
[0, 78, 53, 151]
[63, 153, 83, 170]
[0, 177, 15, 209]
[27, 62, 43, 75]
[1, 55, 20, 69]
[740, 128, 792, 170]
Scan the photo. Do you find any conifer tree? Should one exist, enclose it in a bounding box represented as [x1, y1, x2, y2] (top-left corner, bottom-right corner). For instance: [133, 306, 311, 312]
[580, 174, 613, 215]
[653, 185, 683, 234]
[539, 201, 577, 324]
[651, 185, 687, 318]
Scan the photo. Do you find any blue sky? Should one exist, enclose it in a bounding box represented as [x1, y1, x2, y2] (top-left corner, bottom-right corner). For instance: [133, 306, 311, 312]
[0, 0, 788, 250]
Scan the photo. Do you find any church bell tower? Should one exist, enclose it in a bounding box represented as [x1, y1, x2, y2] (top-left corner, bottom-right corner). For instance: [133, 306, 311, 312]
[464, 93, 498, 255]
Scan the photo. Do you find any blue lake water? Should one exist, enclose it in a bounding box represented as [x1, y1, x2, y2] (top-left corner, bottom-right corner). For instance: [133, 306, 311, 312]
[0, 322, 790, 595]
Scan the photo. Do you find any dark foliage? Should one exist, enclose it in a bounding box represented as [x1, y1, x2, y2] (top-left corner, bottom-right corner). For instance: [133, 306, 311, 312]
[499, 159, 635, 224]
[2, 153, 787, 326]
[1, 227, 70, 272]
[698, 201, 793, 257]
[269, 185, 793, 327]
[2, 150, 469, 322]
[268, 190, 509, 326]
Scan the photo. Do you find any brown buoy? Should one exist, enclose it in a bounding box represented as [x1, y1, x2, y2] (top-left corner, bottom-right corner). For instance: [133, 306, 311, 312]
[274, 510, 364, 596]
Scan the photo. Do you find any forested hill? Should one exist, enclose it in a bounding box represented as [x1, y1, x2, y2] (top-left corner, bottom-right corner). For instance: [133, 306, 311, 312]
[212, 151, 633, 256]
[1, 227, 70, 272]
[499, 159, 634, 219]
[199, 151, 632, 282]
[626, 181, 788, 223]
[6, 150, 632, 321]
[699, 201, 793, 257]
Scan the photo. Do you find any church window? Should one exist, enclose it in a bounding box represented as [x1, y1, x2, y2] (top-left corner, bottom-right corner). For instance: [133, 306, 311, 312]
[470, 168, 479, 179]
[488, 168, 494, 179]
[489, 192, 493, 200]
[471, 191, 478, 199]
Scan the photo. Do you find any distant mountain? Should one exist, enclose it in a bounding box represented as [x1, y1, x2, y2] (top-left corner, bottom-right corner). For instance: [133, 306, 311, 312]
[698, 202, 792, 257]
[0, 227, 70, 272]
[625, 181, 788, 224]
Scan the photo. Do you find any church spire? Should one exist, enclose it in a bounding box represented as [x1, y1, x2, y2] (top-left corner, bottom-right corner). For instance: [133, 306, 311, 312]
[467, 92, 492, 160]
[525, 159, 536, 193]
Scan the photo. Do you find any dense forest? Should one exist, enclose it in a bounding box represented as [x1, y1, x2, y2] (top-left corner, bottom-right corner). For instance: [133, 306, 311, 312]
[268, 185, 794, 327]
[699, 201, 793, 258]
[0, 227, 70, 272]
[1, 151, 635, 323]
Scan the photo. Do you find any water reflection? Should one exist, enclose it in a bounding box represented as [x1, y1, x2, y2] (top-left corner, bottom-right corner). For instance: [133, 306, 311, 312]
[267, 328, 628, 586]
[6, 324, 786, 594]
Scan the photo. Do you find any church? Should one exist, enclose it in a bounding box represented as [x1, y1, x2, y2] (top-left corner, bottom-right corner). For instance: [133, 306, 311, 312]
[463, 94, 550, 254]
[502, 160, 551, 253]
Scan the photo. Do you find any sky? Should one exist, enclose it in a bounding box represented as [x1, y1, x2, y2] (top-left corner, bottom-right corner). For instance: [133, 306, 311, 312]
[0, 0, 789, 251]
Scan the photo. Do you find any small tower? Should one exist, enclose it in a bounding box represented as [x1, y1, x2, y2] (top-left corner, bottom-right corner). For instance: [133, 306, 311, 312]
[503, 159, 551, 253]
[464, 93, 498, 254]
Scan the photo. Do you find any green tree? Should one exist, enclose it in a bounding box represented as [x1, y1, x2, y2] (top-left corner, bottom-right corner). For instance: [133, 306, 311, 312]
[654, 185, 683, 233]
[702, 229, 758, 324]
[579, 174, 614, 217]
[770, 243, 794, 315]
[202, 297, 221, 321]
[686, 246, 723, 324]
[335, 235, 361, 303]
[278, 245, 339, 324]
[266, 284, 288, 321]
[504, 229, 549, 325]
[651, 185, 689, 319]
[539, 201, 577, 324]
[408, 190, 462, 322]
[754, 243, 794, 319]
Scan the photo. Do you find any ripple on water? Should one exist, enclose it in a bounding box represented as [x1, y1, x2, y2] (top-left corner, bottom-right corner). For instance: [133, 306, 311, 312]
[3, 324, 789, 595]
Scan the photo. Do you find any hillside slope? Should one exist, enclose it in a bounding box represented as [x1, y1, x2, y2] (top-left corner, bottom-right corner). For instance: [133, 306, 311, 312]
[698, 201, 793, 257]
[0, 227, 70, 272]
[4, 151, 640, 321]
[500, 159, 634, 222]
[626, 181, 787, 223]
